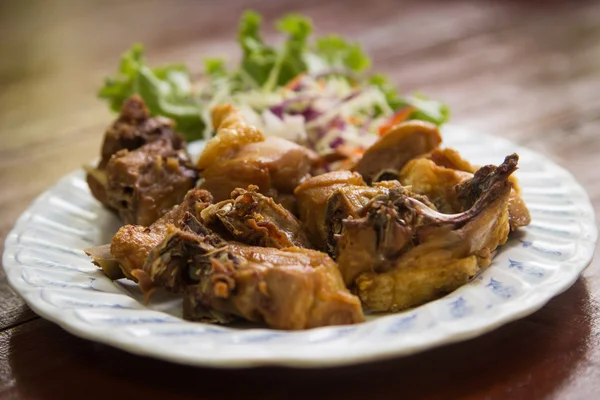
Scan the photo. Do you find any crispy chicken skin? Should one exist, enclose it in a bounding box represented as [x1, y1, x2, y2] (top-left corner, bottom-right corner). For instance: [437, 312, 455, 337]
[353, 120, 442, 184]
[196, 104, 264, 170]
[143, 213, 364, 329]
[198, 104, 318, 205]
[86, 96, 197, 225]
[294, 171, 366, 252]
[200, 186, 312, 249]
[337, 155, 517, 311]
[399, 157, 471, 214]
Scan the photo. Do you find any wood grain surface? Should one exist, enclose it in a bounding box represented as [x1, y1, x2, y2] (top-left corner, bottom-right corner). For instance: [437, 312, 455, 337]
[1, 0, 599, 399]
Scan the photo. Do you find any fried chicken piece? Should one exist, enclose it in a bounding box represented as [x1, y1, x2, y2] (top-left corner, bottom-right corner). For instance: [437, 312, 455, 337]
[200, 186, 312, 249]
[85, 189, 213, 281]
[87, 95, 185, 202]
[143, 213, 364, 329]
[196, 104, 265, 170]
[294, 171, 366, 253]
[353, 120, 442, 184]
[98, 95, 185, 168]
[198, 104, 318, 206]
[337, 155, 517, 311]
[428, 147, 477, 173]
[399, 157, 471, 214]
[104, 139, 198, 226]
[294, 171, 427, 256]
[86, 96, 196, 225]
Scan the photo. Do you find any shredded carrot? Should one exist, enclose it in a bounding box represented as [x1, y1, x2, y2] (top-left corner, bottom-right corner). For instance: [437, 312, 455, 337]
[284, 73, 306, 90]
[348, 116, 363, 125]
[378, 106, 415, 136]
[337, 144, 365, 157]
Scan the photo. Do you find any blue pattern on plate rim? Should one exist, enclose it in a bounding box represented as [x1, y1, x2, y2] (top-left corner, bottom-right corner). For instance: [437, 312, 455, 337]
[520, 240, 563, 257]
[486, 278, 515, 299]
[508, 259, 545, 278]
[448, 297, 472, 318]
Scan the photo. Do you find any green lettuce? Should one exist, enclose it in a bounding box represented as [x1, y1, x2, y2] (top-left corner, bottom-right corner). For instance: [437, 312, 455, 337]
[98, 12, 450, 140]
[98, 44, 204, 140]
[369, 74, 449, 125]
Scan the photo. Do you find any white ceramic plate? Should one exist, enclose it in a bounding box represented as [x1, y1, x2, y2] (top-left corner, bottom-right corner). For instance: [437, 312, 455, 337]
[3, 126, 597, 368]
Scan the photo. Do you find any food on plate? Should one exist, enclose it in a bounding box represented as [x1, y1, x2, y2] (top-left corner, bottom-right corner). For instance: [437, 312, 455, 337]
[399, 147, 531, 228]
[142, 213, 364, 329]
[86, 96, 197, 226]
[198, 105, 318, 205]
[84, 11, 530, 330]
[338, 155, 516, 311]
[294, 170, 366, 253]
[353, 120, 442, 184]
[86, 188, 213, 281]
[200, 186, 312, 249]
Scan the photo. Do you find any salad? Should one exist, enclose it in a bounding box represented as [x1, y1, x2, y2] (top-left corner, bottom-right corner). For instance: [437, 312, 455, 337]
[98, 11, 449, 157]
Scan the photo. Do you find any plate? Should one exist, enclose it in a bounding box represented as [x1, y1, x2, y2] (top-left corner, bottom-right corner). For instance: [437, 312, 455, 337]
[3, 126, 597, 368]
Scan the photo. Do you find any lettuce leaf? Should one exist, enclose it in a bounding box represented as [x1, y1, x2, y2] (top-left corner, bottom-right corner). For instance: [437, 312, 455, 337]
[314, 35, 371, 72]
[238, 11, 277, 88]
[263, 14, 312, 90]
[369, 74, 449, 125]
[98, 44, 204, 140]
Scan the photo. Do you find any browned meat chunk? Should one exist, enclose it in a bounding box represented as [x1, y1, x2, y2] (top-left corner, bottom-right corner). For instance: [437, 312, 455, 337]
[399, 157, 471, 213]
[143, 213, 364, 329]
[294, 171, 422, 255]
[200, 186, 312, 249]
[104, 139, 197, 226]
[198, 104, 318, 207]
[353, 121, 442, 184]
[294, 171, 366, 253]
[143, 212, 228, 293]
[337, 154, 517, 311]
[98, 95, 185, 168]
[85, 189, 213, 281]
[86, 96, 196, 225]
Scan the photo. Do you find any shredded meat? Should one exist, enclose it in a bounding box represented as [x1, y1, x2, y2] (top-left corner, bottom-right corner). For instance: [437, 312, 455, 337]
[85, 189, 213, 281]
[200, 186, 312, 249]
[401, 151, 531, 229]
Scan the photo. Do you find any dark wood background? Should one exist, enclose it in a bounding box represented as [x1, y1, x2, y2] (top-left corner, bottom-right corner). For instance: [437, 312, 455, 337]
[1, 0, 599, 398]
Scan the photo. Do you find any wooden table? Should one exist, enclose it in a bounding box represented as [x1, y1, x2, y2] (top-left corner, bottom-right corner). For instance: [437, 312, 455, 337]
[1, 0, 599, 398]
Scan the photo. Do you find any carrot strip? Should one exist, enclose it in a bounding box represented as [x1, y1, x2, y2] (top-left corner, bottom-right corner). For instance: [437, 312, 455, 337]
[284, 73, 306, 90]
[378, 106, 415, 136]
